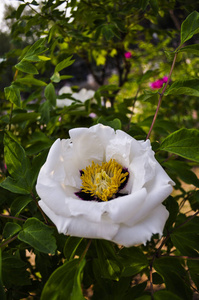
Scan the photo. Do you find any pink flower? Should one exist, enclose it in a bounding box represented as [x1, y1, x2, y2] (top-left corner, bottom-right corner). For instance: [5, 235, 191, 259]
[124, 52, 132, 59]
[150, 76, 168, 89]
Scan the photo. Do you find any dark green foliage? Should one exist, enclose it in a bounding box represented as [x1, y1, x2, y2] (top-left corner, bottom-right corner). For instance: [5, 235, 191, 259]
[0, 1, 199, 299]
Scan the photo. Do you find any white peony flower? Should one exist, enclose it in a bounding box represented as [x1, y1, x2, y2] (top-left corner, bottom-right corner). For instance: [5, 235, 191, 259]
[57, 86, 95, 108]
[36, 124, 174, 247]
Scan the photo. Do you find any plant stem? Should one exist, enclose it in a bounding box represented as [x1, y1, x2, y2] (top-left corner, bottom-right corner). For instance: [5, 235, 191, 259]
[146, 51, 178, 140]
[0, 214, 26, 222]
[0, 234, 18, 248]
[79, 239, 92, 264]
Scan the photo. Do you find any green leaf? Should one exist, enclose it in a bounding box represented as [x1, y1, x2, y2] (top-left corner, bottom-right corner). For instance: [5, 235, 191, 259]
[0, 176, 30, 194]
[18, 218, 57, 254]
[94, 240, 122, 280]
[2, 254, 30, 288]
[138, 92, 158, 104]
[4, 131, 31, 180]
[11, 112, 40, 124]
[39, 100, 51, 124]
[171, 216, 199, 256]
[187, 260, 199, 290]
[24, 38, 47, 57]
[16, 76, 47, 86]
[4, 85, 21, 108]
[15, 60, 39, 74]
[55, 56, 75, 73]
[102, 25, 115, 41]
[44, 83, 56, 106]
[10, 195, 32, 216]
[159, 128, 199, 163]
[163, 160, 199, 187]
[16, 3, 27, 19]
[119, 247, 148, 277]
[189, 190, 199, 211]
[149, 0, 159, 15]
[181, 11, 199, 45]
[97, 118, 122, 130]
[178, 44, 199, 56]
[0, 250, 6, 300]
[163, 196, 179, 231]
[154, 257, 192, 299]
[3, 222, 22, 239]
[165, 79, 199, 97]
[64, 237, 84, 260]
[51, 71, 61, 83]
[41, 259, 85, 300]
[154, 290, 182, 300]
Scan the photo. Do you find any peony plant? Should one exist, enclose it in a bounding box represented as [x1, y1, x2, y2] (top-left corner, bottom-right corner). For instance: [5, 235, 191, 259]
[36, 124, 174, 247]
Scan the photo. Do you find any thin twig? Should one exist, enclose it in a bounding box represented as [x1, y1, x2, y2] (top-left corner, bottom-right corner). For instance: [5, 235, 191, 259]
[79, 239, 92, 264]
[0, 234, 18, 248]
[146, 51, 178, 140]
[0, 214, 27, 222]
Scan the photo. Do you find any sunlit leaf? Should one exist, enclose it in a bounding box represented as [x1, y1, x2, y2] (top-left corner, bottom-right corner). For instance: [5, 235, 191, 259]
[159, 128, 199, 162]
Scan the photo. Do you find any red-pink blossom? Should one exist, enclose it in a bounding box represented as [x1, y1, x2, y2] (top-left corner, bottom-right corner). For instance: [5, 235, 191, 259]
[150, 76, 168, 89]
[124, 52, 132, 59]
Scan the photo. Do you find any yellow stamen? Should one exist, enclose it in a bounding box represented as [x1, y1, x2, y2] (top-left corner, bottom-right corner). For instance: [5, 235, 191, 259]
[80, 159, 129, 202]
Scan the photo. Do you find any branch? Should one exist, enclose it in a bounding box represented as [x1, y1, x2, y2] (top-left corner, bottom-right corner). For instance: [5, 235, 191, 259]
[0, 214, 26, 222]
[0, 234, 18, 248]
[146, 51, 178, 140]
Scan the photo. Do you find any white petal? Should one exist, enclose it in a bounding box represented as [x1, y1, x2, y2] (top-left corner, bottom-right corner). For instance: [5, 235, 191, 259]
[102, 188, 147, 223]
[113, 204, 169, 247]
[39, 200, 119, 240]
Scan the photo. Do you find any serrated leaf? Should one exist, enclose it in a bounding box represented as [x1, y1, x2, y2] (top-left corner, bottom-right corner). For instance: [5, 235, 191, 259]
[41, 259, 85, 300]
[181, 11, 199, 44]
[18, 218, 57, 254]
[44, 83, 56, 106]
[4, 85, 21, 108]
[3, 222, 22, 239]
[15, 60, 39, 74]
[55, 56, 75, 73]
[165, 79, 199, 97]
[159, 128, 199, 162]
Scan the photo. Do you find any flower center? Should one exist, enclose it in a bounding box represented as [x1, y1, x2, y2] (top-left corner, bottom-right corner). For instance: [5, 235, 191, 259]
[80, 159, 129, 202]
